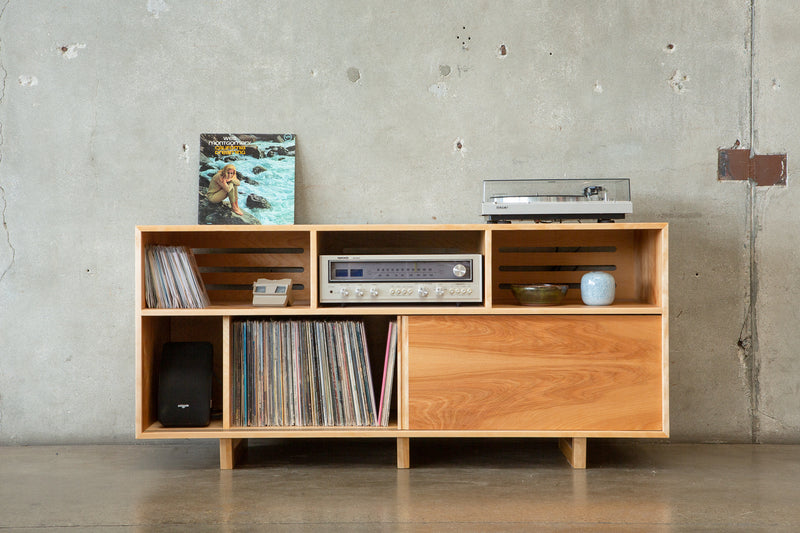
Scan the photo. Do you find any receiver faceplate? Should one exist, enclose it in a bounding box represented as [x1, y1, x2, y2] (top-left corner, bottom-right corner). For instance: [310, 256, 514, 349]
[319, 254, 483, 304]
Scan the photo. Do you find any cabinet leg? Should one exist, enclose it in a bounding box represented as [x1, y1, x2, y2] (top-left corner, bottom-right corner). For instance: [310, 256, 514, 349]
[220, 438, 247, 470]
[397, 437, 410, 469]
[558, 437, 587, 469]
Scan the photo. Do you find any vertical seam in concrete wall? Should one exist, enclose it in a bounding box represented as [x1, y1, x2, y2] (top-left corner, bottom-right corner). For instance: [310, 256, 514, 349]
[748, 0, 761, 444]
[0, 0, 15, 286]
[0, 0, 9, 437]
[748, 186, 760, 443]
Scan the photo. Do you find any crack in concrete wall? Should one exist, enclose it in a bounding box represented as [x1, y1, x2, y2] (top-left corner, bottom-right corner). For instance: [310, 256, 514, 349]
[0, 184, 13, 284]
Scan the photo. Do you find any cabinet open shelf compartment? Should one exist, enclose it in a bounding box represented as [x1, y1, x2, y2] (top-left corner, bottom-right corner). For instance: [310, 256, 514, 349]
[488, 225, 666, 308]
[225, 314, 398, 431]
[137, 226, 313, 308]
[136, 223, 668, 469]
[136, 315, 224, 438]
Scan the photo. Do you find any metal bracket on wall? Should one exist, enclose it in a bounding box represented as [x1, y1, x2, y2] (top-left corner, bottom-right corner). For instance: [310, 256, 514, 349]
[718, 148, 787, 186]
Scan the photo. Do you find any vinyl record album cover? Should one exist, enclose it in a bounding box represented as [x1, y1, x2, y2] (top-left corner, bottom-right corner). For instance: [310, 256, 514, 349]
[198, 133, 295, 225]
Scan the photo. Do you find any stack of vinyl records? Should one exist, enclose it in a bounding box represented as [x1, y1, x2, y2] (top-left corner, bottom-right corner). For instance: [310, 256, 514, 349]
[144, 245, 210, 309]
[232, 319, 395, 428]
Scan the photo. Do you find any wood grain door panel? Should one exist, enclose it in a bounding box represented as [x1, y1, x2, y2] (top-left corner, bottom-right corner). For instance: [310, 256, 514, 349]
[407, 315, 663, 431]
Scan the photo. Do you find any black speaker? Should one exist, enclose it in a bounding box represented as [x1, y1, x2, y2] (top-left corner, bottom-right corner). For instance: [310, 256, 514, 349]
[157, 342, 213, 427]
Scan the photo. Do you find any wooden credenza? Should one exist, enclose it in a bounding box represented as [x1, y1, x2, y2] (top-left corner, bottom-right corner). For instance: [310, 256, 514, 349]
[135, 223, 668, 469]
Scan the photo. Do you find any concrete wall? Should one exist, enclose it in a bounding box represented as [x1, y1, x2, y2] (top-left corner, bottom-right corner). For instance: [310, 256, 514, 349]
[0, 0, 796, 444]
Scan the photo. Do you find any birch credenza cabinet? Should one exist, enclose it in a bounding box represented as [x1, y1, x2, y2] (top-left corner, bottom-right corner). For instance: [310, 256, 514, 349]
[135, 223, 668, 469]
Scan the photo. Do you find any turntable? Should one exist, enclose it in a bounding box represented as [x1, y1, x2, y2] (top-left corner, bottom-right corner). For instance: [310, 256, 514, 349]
[482, 178, 632, 223]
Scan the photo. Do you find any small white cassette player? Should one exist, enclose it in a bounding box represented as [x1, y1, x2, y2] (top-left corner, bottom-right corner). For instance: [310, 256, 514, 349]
[319, 254, 483, 304]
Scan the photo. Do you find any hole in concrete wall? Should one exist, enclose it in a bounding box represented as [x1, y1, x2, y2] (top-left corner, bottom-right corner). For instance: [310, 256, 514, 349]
[456, 26, 471, 49]
[665, 43, 676, 53]
[59, 43, 86, 59]
[498, 44, 508, 57]
[347, 67, 361, 83]
[439, 64, 451, 77]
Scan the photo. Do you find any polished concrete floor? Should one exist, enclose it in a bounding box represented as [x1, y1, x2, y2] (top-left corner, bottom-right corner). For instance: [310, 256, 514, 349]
[1, 439, 799, 531]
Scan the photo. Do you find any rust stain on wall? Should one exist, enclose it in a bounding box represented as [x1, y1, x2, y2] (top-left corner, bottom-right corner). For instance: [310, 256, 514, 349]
[718, 148, 787, 186]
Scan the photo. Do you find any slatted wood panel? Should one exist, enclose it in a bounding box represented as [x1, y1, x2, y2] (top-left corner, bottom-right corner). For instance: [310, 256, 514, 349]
[407, 315, 663, 432]
[491, 229, 644, 305]
[317, 229, 484, 256]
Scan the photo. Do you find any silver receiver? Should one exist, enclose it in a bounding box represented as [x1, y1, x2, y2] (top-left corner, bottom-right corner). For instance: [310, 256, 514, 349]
[319, 254, 483, 304]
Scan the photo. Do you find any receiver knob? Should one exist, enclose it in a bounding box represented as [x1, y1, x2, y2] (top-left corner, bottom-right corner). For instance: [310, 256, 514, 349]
[435, 286, 445, 297]
[339, 288, 350, 297]
[453, 264, 467, 278]
[370, 287, 379, 297]
[355, 288, 364, 297]
[418, 286, 429, 297]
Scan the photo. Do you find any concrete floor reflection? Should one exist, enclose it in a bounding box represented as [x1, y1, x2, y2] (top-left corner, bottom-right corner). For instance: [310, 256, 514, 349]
[1, 440, 798, 530]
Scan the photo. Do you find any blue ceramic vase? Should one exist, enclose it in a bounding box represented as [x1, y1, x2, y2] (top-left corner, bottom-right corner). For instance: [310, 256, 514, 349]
[581, 271, 615, 305]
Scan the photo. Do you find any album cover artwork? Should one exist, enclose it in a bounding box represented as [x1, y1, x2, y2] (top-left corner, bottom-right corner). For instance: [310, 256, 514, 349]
[198, 133, 295, 225]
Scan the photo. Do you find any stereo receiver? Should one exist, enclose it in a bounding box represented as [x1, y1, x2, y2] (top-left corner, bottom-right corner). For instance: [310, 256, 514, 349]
[319, 254, 483, 304]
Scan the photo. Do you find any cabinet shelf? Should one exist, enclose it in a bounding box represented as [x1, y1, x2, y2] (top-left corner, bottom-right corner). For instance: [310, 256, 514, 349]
[136, 223, 668, 470]
[139, 303, 314, 317]
[139, 422, 666, 440]
[140, 303, 663, 317]
[489, 303, 664, 314]
[140, 420, 401, 439]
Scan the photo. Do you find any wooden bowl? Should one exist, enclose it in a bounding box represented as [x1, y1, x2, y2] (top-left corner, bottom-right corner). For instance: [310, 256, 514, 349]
[510, 284, 568, 306]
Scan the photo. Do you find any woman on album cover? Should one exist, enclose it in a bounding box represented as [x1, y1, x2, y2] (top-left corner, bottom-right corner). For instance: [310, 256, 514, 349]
[207, 163, 244, 215]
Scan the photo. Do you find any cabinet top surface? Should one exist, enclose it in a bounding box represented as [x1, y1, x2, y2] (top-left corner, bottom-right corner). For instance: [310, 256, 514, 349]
[136, 222, 668, 233]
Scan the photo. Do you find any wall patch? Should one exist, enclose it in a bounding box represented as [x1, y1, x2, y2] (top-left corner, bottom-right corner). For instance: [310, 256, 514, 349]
[18, 75, 38, 87]
[429, 82, 447, 99]
[147, 0, 170, 18]
[668, 70, 689, 93]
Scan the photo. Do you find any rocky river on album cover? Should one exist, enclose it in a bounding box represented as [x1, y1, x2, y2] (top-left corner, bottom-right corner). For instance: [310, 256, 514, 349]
[199, 133, 295, 225]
